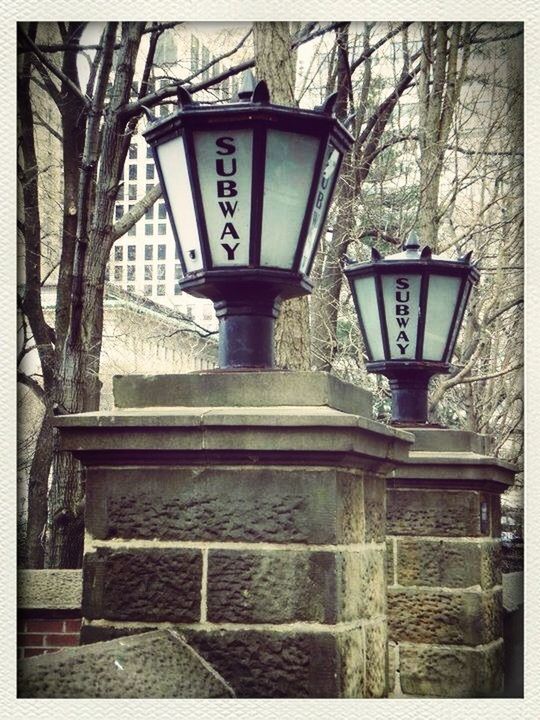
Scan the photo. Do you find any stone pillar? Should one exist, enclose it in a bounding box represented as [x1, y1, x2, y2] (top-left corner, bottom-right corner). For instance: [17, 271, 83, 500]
[385, 428, 515, 698]
[55, 372, 412, 699]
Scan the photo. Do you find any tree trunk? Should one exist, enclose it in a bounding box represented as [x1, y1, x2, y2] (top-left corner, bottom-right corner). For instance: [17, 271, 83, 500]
[253, 22, 311, 370]
[25, 409, 53, 568]
[47, 22, 144, 566]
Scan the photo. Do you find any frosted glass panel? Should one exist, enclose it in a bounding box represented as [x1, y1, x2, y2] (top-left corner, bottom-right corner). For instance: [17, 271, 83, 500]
[156, 136, 203, 273]
[423, 275, 461, 360]
[445, 282, 471, 360]
[354, 276, 385, 360]
[260, 130, 319, 269]
[381, 274, 421, 360]
[193, 130, 252, 267]
[300, 144, 340, 274]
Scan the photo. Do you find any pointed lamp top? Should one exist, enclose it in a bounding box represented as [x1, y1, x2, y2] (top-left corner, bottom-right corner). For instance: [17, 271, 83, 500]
[237, 70, 257, 101]
[403, 230, 420, 251]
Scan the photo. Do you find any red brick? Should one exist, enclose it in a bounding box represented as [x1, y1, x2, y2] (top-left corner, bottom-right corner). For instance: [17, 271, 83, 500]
[25, 619, 64, 633]
[44, 634, 79, 647]
[63, 619, 82, 633]
[18, 634, 43, 647]
[24, 648, 46, 658]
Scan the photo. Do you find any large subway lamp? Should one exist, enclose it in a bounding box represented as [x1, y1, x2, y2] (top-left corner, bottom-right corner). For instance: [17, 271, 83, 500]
[143, 73, 353, 369]
[343, 231, 479, 425]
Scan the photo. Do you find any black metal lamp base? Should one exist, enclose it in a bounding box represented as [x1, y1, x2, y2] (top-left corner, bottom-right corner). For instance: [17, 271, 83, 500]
[179, 268, 313, 370]
[215, 297, 281, 369]
[388, 373, 431, 424]
[367, 361, 452, 425]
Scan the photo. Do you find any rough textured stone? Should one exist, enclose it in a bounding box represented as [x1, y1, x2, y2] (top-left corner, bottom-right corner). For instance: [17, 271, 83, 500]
[207, 549, 338, 623]
[336, 629, 365, 698]
[363, 475, 386, 542]
[387, 641, 397, 694]
[386, 538, 395, 586]
[387, 489, 484, 536]
[396, 539, 501, 589]
[364, 621, 387, 697]
[356, 548, 386, 619]
[336, 470, 365, 543]
[82, 548, 202, 622]
[86, 466, 370, 544]
[206, 548, 383, 624]
[18, 570, 82, 610]
[18, 629, 234, 698]
[184, 628, 365, 698]
[399, 640, 504, 697]
[113, 370, 374, 416]
[388, 587, 503, 645]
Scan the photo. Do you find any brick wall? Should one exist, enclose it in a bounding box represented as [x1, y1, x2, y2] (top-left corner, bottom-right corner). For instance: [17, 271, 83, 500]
[18, 615, 82, 659]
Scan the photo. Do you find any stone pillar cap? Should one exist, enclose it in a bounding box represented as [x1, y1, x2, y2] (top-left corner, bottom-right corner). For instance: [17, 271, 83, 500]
[112, 370, 373, 416]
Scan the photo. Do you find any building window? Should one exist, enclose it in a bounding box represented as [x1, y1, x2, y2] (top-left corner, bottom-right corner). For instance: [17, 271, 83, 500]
[145, 206, 154, 221]
[146, 164, 155, 180]
[144, 284, 152, 296]
[159, 105, 168, 118]
[174, 283, 182, 295]
[175, 264, 182, 280]
[158, 223, 166, 235]
[145, 245, 153, 261]
[127, 284, 135, 292]
[157, 264, 166, 280]
[186, 305, 194, 320]
[146, 184, 153, 193]
[128, 245, 136, 261]
[158, 244, 166, 260]
[145, 224, 153, 236]
[146, 146, 153, 159]
[129, 144, 137, 159]
[128, 165, 137, 180]
[104, 266, 110, 281]
[114, 246, 123, 261]
[117, 185, 124, 201]
[145, 265, 153, 281]
[115, 205, 123, 220]
[158, 203, 166, 220]
[157, 284, 165, 296]
[127, 265, 136, 281]
[114, 265, 123, 281]
[129, 184, 137, 200]
[128, 225, 136, 236]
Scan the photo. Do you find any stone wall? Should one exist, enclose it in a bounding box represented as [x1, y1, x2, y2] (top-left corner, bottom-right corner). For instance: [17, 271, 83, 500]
[385, 429, 515, 698]
[56, 371, 412, 698]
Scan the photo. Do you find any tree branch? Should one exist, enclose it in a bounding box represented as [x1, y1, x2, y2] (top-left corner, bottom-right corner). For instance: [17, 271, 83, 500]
[18, 25, 91, 108]
[17, 371, 46, 402]
[110, 183, 162, 244]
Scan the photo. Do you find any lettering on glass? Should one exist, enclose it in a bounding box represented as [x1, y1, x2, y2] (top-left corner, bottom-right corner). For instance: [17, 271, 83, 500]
[394, 277, 411, 355]
[215, 136, 240, 260]
[301, 147, 339, 271]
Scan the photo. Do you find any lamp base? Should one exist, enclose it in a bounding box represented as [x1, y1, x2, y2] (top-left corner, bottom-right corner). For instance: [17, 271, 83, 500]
[178, 268, 313, 370]
[215, 297, 280, 369]
[366, 361, 452, 425]
[388, 373, 431, 424]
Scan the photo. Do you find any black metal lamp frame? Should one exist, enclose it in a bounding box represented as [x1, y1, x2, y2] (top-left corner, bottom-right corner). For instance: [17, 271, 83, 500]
[344, 236, 479, 425]
[143, 80, 353, 369]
